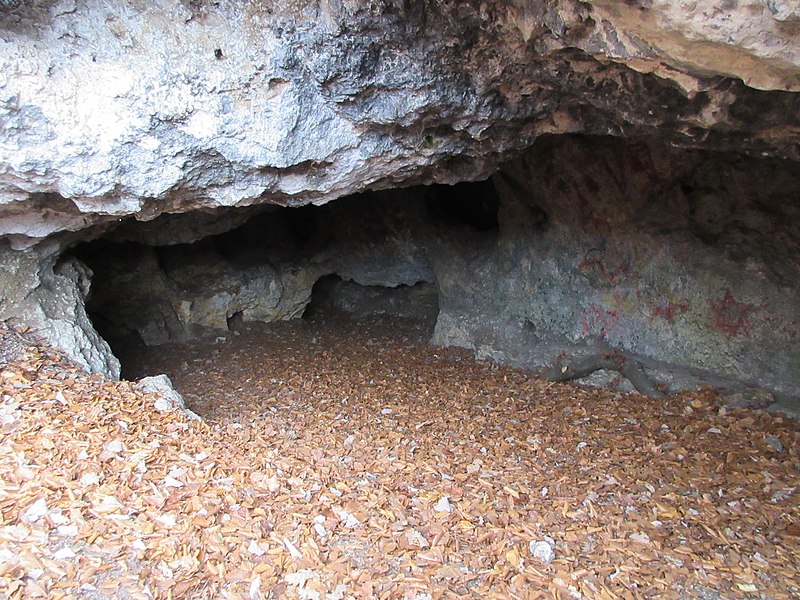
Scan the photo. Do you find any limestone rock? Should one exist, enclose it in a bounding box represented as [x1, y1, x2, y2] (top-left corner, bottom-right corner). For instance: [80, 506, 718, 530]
[0, 242, 119, 377]
[137, 373, 201, 420]
[0, 0, 799, 248]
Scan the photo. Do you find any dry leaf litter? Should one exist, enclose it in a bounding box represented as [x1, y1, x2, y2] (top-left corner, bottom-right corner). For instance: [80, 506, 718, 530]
[0, 313, 798, 599]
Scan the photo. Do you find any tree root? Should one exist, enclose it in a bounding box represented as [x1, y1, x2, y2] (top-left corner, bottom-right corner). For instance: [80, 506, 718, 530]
[543, 350, 665, 399]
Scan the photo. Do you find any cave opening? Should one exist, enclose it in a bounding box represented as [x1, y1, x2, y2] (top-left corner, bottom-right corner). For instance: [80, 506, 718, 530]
[71, 180, 497, 380]
[304, 273, 440, 322]
[59, 135, 800, 406]
[424, 177, 500, 232]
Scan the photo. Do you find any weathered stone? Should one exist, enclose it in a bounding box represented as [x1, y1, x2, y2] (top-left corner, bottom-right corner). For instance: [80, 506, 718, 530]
[432, 136, 800, 399]
[0, 241, 119, 376]
[136, 374, 200, 420]
[1, 0, 799, 248]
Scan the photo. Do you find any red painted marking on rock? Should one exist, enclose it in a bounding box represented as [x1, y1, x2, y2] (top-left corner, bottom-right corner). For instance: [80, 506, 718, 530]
[709, 291, 757, 340]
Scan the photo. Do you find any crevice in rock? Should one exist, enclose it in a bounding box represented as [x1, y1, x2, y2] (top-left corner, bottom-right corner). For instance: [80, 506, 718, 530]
[304, 274, 439, 323]
[425, 178, 500, 233]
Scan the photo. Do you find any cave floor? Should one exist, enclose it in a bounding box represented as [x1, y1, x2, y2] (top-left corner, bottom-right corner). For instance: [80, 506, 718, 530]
[0, 317, 799, 599]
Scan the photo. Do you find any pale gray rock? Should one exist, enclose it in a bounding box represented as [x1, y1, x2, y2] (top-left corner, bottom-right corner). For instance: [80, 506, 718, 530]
[529, 537, 556, 564]
[0, 0, 799, 248]
[765, 435, 784, 453]
[0, 241, 119, 376]
[767, 0, 800, 22]
[137, 373, 201, 420]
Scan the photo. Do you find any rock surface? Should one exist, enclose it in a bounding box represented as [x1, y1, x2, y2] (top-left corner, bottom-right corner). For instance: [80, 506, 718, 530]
[136, 373, 200, 419]
[432, 136, 800, 400]
[0, 1, 798, 401]
[0, 240, 119, 376]
[1, 0, 800, 248]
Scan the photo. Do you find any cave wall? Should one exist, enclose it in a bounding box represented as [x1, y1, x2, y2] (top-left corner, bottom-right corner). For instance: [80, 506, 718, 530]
[433, 136, 800, 398]
[74, 134, 800, 400]
[0, 239, 120, 376]
[78, 190, 440, 346]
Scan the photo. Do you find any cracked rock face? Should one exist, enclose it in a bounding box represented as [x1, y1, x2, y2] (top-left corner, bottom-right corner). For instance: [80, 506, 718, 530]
[0, 1, 798, 400]
[1, 0, 799, 248]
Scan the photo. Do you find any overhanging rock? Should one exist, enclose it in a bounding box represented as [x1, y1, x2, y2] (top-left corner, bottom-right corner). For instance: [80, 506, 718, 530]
[0, 1, 798, 402]
[1, 1, 799, 247]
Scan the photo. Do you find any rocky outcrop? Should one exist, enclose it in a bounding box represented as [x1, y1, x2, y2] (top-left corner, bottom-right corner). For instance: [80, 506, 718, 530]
[1, 0, 799, 249]
[0, 1, 798, 402]
[0, 240, 119, 376]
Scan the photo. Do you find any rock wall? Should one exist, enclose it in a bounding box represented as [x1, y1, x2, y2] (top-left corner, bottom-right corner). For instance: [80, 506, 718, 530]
[433, 136, 800, 399]
[76, 191, 439, 347]
[0, 240, 119, 376]
[0, 1, 798, 401]
[1, 0, 800, 248]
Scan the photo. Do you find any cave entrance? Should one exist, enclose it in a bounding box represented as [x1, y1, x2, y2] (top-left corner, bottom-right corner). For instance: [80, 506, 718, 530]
[71, 180, 500, 379]
[304, 274, 440, 322]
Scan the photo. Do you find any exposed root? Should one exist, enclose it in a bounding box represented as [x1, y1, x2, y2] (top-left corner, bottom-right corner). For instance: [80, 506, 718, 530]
[543, 350, 665, 399]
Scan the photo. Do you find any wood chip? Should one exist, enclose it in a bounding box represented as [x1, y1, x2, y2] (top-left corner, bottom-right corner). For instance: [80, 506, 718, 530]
[0, 316, 798, 598]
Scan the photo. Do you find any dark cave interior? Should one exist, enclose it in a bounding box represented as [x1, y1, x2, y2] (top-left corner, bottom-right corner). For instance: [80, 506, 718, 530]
[71, 179, 500, 376]
[61, 135, 800, 402]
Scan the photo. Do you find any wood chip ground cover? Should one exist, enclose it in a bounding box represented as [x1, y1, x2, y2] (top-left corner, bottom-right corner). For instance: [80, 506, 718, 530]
[0, 315, 798, 599]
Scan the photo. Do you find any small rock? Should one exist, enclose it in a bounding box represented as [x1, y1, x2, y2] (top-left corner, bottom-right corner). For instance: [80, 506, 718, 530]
[248, 539, 266, 556]
[53, 547, 76, 560]
[529, 538, 555, 563]
[138, 374, 201, 420]
[56, 525, 78, 537]
[333, 508, 362, 528]
[766, 436, 784, 452]
[433, 496, 452, 513]
[722, 388, 774, 410]
[79, 472, 100, 486]
[132, 539, 147, 551]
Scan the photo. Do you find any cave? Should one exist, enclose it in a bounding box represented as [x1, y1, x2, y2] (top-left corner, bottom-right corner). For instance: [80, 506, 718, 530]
[71, 186, 455, 375]
[50, 135, 798, 405]
[1, 1, 800, 596]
